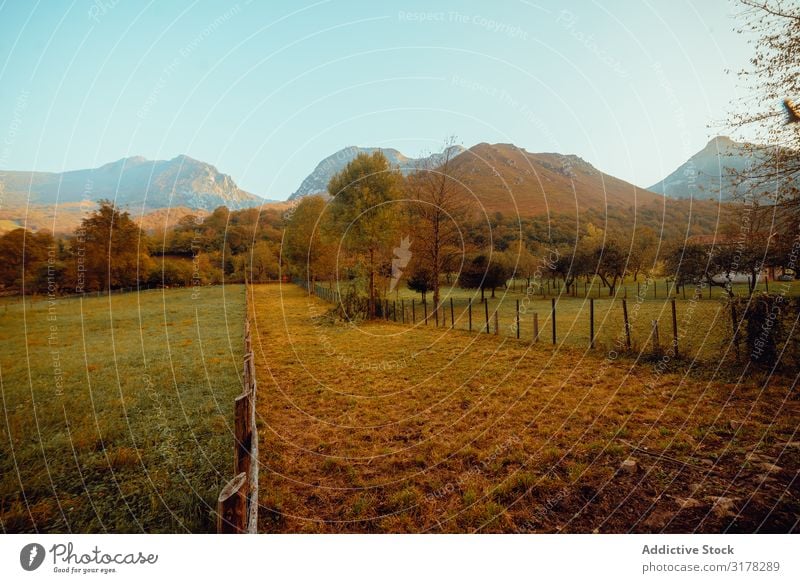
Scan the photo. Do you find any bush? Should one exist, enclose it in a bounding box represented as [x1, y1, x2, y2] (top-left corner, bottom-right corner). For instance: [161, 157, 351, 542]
[729, 294, 800, 369]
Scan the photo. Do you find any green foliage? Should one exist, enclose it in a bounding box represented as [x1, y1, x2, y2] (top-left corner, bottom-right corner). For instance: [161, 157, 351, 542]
[406, 265, 434, 300]
[327, 151, 402, 315]
[459, 253, 512, 299]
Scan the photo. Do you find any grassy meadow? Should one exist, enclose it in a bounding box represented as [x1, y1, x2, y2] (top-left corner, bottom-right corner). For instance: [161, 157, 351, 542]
[345, 275, 800, 362]
[0, 285, 245, 533]
[253, 283, 799, 533]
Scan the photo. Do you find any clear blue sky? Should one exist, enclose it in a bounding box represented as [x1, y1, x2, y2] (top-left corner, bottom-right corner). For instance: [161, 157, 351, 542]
[0, 0, 754, 199]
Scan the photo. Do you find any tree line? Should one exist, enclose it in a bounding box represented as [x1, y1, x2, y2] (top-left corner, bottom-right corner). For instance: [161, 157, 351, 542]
[283, 147, 798, 320]
[0, 200, 284, 295]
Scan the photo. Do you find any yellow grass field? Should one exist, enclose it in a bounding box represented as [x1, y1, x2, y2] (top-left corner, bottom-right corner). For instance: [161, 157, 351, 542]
[252, 283, 799, 533]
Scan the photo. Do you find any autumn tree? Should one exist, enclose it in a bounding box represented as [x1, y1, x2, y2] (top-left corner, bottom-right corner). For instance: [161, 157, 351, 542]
[0, 228, 55, 291]
[73, 200, 152, 291]
[327, 152, 401, 318]
[248, 240, 281, 282]
[727, 0, 800, 233]
[406, 138, 473, 322]
[283, 195, 329, 283]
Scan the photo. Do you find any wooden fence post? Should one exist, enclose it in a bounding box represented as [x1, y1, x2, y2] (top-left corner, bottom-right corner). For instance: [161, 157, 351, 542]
[533, 312, 539, 343]
[671, 299, 678, 357]
[393, 301, 397, 322]
[234, 393, 252, 479]
[516, 299, 520, 339]
[468, 299, 472, 332]
[450, 298, 455, 328]
[217, 472, 248, 534]
[494, 310, 499, 335]
[551, 298, 556, 345]
[652, 320, 660, 354]
[622, 299, 631, 351]
[590, 298, 595, 349]
[484, 300, 489, 333]
[424, 300, 428, 325]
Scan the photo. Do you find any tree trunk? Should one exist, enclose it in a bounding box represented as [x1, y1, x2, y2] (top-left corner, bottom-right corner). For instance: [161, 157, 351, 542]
[369, 249, 375, 319]
[432, 226, 440, 325]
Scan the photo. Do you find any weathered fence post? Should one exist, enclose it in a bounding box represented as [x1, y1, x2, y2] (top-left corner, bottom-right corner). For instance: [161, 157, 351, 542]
[551, 298, 556, 345]
[516, 299, 520, 339]
[468, 298, 472, 332]
[217, 472, 248, 534]
[622, 299, 631, 351]
[590, 298, 595, 349]
[494, 310, 499, 336]
[235, 390, 252, 480]
[533, 312, 539, 343]
[484, 300, 489, 333]
[671, 299, 679, 357]
[450, 298, 455, 329]
[652, 320, 660, 354]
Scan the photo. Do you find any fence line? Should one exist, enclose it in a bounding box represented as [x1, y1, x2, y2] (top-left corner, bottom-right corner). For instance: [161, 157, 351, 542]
[288, 281, 732, 360]
[217, 284, 259, 534]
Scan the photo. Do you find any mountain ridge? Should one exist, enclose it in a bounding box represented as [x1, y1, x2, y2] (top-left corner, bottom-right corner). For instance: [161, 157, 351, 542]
[0, 154, 264, 211]
[289, 145, 466, 200]
[646, 135, 794, 200]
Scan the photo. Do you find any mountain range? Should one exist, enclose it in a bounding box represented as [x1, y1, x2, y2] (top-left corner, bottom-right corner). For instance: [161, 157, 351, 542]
[0, 137, 767, 234]
[0, 154, 262, 210]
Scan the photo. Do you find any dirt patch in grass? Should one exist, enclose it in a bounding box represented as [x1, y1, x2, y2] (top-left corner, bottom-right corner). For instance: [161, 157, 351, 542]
[251, 284, 799, 533]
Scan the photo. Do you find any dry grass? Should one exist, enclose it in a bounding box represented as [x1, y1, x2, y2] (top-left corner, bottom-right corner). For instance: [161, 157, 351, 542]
[252, 283, 799, 533]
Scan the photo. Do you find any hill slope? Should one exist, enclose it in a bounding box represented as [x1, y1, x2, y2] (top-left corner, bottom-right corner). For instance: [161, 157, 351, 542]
[446, 143, 724, 240]
[453, 143, 666, 216]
